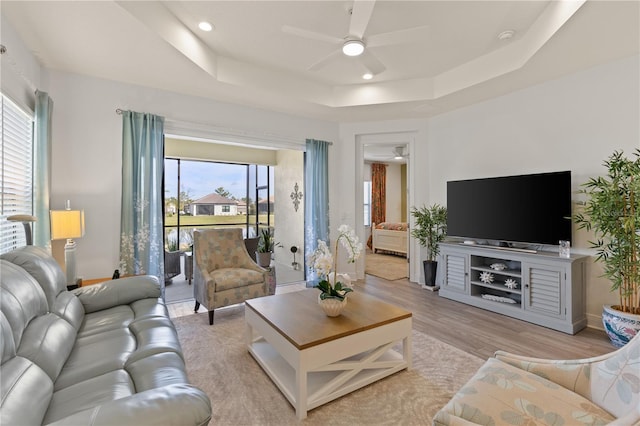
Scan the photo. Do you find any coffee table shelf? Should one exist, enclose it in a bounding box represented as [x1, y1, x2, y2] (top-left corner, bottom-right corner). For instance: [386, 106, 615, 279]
[245, 289, 412, 419]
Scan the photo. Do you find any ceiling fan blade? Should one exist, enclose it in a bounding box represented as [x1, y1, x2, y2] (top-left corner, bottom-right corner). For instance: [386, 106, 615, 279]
[308, 49, 342, 71]
[348, 0, 376, 39]
[359, 50, 386, 75]
[281, 25, 343, 45]
[367, 25, 430, 48]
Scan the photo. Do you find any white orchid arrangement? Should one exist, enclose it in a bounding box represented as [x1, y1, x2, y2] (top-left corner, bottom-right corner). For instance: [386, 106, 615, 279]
[308, 225, 363, 301]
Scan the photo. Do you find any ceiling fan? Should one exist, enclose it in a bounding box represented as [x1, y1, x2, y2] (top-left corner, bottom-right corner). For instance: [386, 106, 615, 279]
[282, 0, 429, 76]
[391, 146, 408, 160]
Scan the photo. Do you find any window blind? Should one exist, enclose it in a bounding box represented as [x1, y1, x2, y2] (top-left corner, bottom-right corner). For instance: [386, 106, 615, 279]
[0, 95, 34, 253]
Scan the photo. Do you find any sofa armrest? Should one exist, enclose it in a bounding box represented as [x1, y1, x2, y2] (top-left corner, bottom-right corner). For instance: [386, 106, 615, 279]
[73, 276, 161, 313]
[46, 384, 211, 426]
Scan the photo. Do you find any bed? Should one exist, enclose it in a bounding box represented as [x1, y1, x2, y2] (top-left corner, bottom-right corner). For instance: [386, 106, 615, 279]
[371, 222, 408, 257]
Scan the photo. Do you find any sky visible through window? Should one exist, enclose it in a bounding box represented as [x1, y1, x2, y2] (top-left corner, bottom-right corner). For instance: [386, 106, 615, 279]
[165, 160, 245, 200]
[164, 159, 273, 201]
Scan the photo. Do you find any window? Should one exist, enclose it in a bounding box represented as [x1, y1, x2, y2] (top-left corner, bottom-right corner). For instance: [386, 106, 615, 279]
[0, 95, 34, 254]
[164, 158, 273, 250]
[364, 181, 372, 226]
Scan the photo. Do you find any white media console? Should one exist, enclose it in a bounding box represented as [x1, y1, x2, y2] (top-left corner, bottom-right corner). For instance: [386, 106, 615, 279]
[437, 242, 588, 334]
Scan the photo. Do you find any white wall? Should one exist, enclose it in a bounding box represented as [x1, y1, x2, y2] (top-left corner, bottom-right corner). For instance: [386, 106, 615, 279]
[338, 54, 640, 328]
[274, 149, 304, 283]
[42, 70, 337, 280]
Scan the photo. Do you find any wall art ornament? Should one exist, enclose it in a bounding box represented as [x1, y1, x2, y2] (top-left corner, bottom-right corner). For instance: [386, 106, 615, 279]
[290, 182, 303, 212]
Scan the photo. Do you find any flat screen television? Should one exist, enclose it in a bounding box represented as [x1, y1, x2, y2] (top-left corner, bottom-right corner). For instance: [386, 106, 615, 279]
[446, 171, 572, 246]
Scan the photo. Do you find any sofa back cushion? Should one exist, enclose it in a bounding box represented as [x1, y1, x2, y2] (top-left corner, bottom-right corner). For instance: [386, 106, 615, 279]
[0, 261, 48, 348]
[0, 262, 55, 425]
[0, 258, 78, 381]
[1, 246, 84, 330]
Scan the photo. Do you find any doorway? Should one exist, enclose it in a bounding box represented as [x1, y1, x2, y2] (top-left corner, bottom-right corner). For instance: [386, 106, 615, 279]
[355, 132, 416, 283]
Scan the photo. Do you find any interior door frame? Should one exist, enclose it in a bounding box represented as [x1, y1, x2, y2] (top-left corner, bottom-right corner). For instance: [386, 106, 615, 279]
[355, 132, 417, 282]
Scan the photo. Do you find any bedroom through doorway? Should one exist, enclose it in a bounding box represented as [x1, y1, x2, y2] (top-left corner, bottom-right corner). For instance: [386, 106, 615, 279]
[363, 144, 409, 282]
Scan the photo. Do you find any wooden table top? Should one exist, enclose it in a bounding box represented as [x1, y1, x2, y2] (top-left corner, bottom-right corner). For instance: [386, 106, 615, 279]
[245, 288, 412, 350]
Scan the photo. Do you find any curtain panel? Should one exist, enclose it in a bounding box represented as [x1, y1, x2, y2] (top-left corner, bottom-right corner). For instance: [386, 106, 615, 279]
[368, 162, 386, 248]
[304, 138, 330, 283]
[119, 111, 165, 288]
[33, 90, 53, 248]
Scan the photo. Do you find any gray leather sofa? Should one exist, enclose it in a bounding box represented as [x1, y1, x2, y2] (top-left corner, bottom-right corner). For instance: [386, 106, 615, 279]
[0, 246, 211, 425]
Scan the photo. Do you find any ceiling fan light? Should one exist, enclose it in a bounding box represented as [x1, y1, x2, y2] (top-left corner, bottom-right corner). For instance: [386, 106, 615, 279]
[198, 21, 213, 32]
[343, 39, 365, 56]
[362, 73, 373, 80]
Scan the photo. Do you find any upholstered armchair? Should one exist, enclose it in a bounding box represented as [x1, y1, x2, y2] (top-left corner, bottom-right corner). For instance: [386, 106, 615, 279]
[193, 228, 268, 325]
[434, 331, 640, 425]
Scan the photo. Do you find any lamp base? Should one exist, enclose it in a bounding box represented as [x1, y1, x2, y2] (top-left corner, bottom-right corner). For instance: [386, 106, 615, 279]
[64, 238, 78, 287]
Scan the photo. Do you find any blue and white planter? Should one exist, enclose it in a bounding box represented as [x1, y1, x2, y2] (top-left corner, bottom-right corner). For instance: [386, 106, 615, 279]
[602, 305, 640, 348]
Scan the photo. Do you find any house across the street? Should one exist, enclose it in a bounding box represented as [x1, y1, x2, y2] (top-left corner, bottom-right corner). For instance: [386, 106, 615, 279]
[189, 193, 239, 216]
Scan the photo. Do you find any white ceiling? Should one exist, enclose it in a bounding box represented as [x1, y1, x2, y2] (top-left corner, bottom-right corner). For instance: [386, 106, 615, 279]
[2, 1, 639, 122]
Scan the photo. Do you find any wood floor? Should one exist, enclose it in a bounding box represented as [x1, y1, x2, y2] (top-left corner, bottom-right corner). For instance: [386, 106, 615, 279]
[168, 275, 615, 361]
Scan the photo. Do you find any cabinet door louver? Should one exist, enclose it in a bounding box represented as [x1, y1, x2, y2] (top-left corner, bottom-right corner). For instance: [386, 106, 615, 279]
[445, 254, 466, 292]
[527, 267, 562, 317]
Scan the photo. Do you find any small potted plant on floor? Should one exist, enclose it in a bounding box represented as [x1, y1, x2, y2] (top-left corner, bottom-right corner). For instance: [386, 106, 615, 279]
[575, 149, 640, 347]
[410, 204, 448, 289]
[256, 228, 281, 268]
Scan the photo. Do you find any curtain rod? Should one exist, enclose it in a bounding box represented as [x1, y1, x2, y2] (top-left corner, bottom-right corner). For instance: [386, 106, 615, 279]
[115, 108, 332, 146]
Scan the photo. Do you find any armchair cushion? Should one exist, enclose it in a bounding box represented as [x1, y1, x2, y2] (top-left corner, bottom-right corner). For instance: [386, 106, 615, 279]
[211, 268, 266, 291]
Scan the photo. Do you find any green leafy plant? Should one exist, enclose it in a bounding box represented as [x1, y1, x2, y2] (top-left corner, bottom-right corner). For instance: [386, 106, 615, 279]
[257, 228, 281, 253]
[410, 204, 448, 261]
[575, 149, 640, 315]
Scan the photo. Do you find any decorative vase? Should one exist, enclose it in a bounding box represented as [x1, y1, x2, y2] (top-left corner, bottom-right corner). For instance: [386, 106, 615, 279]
[318, 294, 347, 317]
[602, 304, 640, 347]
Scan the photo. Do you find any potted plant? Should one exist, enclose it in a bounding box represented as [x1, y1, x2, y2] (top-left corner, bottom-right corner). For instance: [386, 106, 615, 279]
[410, 204, 448, 288]
[575, 149, 640, 347]
[256, 228, 281, 267]
[308, 224, 363, 316]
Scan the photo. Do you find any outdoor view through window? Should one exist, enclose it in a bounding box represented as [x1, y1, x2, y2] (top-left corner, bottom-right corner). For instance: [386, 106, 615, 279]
[164, 158, 274, 252]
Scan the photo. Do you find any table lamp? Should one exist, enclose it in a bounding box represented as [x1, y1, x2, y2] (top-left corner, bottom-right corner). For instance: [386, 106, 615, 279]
[7, 214, 37, 245]
[50, 200, 85, 286]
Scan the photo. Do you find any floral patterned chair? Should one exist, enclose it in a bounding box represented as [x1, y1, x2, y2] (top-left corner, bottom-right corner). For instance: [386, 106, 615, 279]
[193, 228, 268, 325]
[433, 332, 640, 425]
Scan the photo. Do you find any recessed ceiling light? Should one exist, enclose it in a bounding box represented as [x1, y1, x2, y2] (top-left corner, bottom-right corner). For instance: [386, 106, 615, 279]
[362, 73, 373, 80]
[497, 30, 515, 41]
[198, 21, 213, 32]
[342, 39, 365, 57]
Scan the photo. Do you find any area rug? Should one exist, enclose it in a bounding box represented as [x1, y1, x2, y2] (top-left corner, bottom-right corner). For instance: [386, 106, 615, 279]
[173, 306, 484, 425]
[365, 251, 409, 281]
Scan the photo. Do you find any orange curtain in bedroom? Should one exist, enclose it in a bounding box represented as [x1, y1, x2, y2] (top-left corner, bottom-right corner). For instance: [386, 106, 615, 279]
[368, 163, 386, 249]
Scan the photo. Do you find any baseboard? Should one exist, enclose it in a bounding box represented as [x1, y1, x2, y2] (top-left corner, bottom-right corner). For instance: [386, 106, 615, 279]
[586, 312, 604, 330]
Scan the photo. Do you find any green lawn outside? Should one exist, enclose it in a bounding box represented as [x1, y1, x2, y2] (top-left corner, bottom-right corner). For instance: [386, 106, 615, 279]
[164, 214, 273, 227]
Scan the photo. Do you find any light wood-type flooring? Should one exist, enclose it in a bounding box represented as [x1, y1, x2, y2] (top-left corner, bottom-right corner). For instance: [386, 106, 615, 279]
[168, 275, 614, 361]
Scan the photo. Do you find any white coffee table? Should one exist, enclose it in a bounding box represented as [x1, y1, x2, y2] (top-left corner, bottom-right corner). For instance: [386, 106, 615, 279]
[245, 288, 412, 420]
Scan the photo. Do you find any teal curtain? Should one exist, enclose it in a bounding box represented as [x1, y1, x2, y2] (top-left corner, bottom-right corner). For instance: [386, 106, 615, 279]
[119, 111, 165, 288]
[33, 90, 52, 248]
[304, 138, 330, 283]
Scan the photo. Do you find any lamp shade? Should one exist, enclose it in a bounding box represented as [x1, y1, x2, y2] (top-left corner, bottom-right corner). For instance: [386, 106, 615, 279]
[50, 210, 85, 240]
